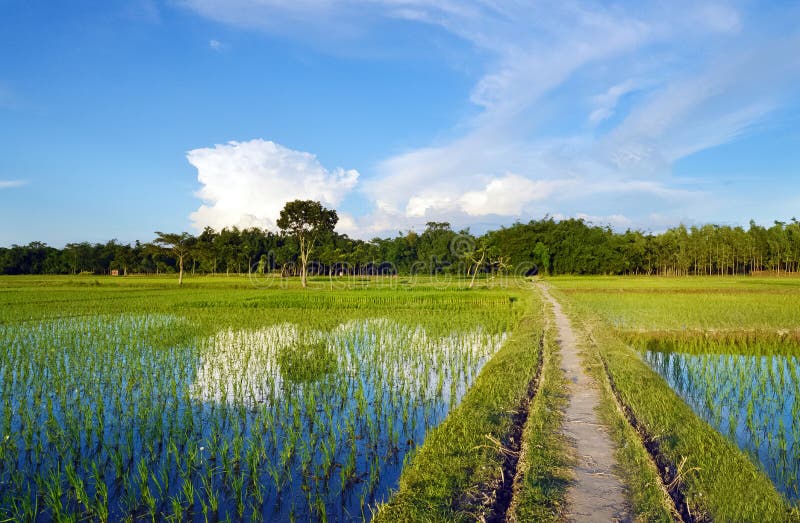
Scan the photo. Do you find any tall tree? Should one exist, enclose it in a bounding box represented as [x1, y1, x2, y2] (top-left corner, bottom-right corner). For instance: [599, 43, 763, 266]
[153, 232, 195, 285]
[277, 200, 338, 288]
[466, 238, 490, 288]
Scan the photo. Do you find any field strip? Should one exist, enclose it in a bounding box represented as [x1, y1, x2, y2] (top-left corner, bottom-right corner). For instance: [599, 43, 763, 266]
[593, 345, 690, 523]
[485, 333, 544, 522]
[538, 283, 631, 522]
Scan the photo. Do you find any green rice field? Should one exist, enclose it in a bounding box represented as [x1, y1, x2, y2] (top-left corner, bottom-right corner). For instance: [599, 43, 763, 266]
[551, 276, 800, 520]
[4, 274, 800, 522]
[0, 275, 526, 522]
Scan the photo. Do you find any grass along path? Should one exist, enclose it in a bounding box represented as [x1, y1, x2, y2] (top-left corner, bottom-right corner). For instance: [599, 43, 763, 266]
[506, 292, 571, 522]
[373, 293, 557, 523]
[538, 282, 631, 522]
[551, 277, 800, 522]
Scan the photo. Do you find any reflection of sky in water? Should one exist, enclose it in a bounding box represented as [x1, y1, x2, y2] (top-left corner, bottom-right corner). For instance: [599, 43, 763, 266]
[192, 319, 505, 407]
[644, 350, 800, 503]
[188, 318, 507, 520]
[192, 323, 296, 403]
[0, 315, 507, 522]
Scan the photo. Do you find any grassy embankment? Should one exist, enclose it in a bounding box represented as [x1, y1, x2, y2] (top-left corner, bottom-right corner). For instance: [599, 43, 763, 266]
[376, 285, 571, 522]
[506, 288, 571, 522]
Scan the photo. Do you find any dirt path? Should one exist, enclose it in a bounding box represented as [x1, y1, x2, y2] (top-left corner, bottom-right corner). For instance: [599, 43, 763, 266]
[538, 283, 631, 522]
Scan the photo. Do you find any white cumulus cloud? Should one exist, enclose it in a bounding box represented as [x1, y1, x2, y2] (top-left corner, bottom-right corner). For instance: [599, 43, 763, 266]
[459, 175, 565, 216]
[188, 139, 359, 231]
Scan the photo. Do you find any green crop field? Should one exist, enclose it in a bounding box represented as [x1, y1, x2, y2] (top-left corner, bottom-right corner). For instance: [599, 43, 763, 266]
[551, 276, 800, 332]
[0, 275, 548, 522]
[4, 274, 800, 522]
[549, 276, 800, 521]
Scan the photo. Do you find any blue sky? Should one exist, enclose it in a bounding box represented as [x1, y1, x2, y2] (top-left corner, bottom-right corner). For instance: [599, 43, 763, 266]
[1, 0, 799, 246]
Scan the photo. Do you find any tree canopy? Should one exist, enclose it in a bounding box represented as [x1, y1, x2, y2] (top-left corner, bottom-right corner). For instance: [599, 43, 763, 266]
[152, 232, 195, 285]
[5, 207, 800, 278]
[277, 200, 338, 288]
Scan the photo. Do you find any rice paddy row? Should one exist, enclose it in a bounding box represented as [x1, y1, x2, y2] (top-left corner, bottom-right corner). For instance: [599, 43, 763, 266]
[0, 275, 528, 522]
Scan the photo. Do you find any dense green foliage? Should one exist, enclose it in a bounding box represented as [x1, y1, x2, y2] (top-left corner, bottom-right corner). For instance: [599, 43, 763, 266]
[5, 215, 800, 276]
[486, 218, 800, 275]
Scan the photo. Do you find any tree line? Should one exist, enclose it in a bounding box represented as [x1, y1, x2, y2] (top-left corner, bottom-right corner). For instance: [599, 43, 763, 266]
[3, 205, 800, 278]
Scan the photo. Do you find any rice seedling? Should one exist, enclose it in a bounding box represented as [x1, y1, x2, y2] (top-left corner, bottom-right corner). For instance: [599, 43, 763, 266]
[643, 343, 800, 503]
[0, 276, 522, 521]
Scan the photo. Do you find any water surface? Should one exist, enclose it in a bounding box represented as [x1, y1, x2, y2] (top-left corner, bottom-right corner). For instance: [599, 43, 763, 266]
[0, 315, 505, 521]
[643, 348, 800, 502]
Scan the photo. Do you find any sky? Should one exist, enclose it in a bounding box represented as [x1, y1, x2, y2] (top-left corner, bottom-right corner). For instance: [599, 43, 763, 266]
[1, 0, 799, 246]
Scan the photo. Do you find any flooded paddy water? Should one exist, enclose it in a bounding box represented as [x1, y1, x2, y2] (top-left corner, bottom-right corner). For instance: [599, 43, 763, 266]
[642, 341, 800, 503]
[0, 314, 507, 521]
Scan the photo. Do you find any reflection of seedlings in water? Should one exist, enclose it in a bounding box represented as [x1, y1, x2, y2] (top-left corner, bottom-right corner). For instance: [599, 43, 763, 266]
[278, 340, 337, 384]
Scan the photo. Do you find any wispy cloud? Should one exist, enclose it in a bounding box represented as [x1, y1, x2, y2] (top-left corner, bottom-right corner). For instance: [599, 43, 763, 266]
[589, 79, 649, 124]
[182, 0, 800, 235]
[0, 180, 27, 189]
